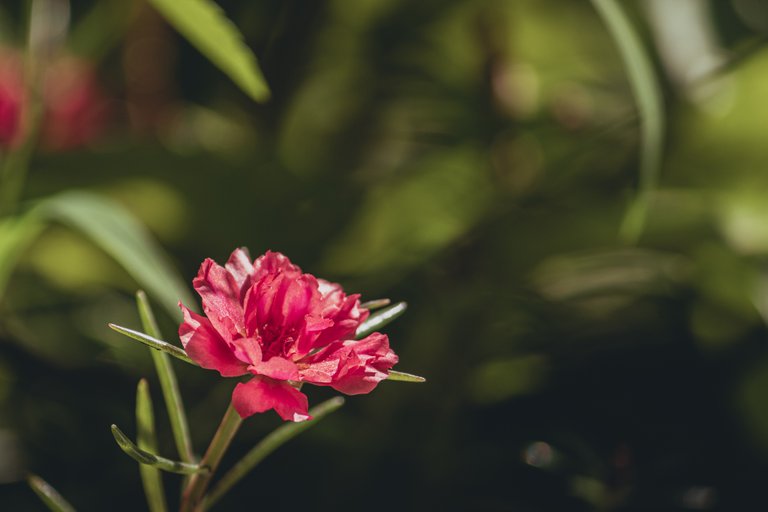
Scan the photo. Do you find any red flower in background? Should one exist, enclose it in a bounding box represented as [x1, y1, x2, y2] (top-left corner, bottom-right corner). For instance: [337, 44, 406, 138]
[0, 50, 25, 147]
[0, 48, 108, 150]
[179, 249, 398, 422]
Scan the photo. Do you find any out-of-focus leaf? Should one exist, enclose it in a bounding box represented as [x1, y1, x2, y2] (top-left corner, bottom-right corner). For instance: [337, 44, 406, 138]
[27, 474, 76, 512]
[68, 0, 134, 60]
[136, 380, 168, 512]
[108, 324, 195, 365]
[0, 213, 46, 299]
[591, 0, 664, 242]
[33, 191, 193, 319]
[136, 291, 194, 463]
[111, 424, 208, 475]
[204, 397, 345, 508]
[355, 302, 407, 339]
[147, 0, 270, 102]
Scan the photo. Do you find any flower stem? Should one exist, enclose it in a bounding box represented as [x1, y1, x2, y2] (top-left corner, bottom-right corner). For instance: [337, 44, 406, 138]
[203, 397, 345, 509]
[180, 403, 242, 512]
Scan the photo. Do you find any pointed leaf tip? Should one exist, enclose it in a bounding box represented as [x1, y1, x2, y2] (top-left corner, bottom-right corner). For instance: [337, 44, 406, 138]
[387, 370, 426, 383]
[108, 323, 196, 365]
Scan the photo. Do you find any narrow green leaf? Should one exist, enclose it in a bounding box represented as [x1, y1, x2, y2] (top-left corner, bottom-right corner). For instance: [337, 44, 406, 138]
[590, 0, 664, 243]
[204, 397, 345, 508]
[33, 191, 194, 320]
[68, 0, 135, 60]
[387, 370, 426, 383]
[355, 302, 407, 339]
[0, 212, 46, 300]
[137, 291, 195, 464]
[108, 323, 196, 366]
[27, 474, 76, 512]
[111, 424, 209, 475]
[136, 380, 168, 512]
[360, 298, 391, 310]
[147, 0, 270, 102]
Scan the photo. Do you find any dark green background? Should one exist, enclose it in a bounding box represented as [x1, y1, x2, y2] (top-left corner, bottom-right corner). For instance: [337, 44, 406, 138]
[2, 0, 768, 510]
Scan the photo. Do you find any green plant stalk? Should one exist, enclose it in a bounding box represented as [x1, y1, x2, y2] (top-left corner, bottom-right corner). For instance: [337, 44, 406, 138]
[136, 291, 195, 464]
[590, 0, 664, 243]
[202, 397, 345, 509]
[27, 474, 76, 512]
[180, 403, 243, 512]
[136, 379, 169, 512]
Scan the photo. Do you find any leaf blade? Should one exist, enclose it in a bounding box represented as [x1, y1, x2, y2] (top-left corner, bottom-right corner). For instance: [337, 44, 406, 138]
[590, 0, 665, 243]
[147, 0, 270, 102]
[355, 301, 408, 339]
[108, 323, 196, 366]
[33, 191, 194, 320]
[137, 291, 195, 464]
[27, 474, 76, 512]
[136, 380, 169, 512]
[112, 424, 209, 475]
[387, 370, 426, 383]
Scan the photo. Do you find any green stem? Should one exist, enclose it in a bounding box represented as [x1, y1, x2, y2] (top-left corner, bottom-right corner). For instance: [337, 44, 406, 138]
[180, 403, 243, 512]
[590, 0, 664, 243]
[203, 397, 344, 509]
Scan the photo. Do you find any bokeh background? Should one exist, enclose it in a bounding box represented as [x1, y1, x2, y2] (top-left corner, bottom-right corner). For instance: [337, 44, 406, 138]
[2, 0, 768, 510]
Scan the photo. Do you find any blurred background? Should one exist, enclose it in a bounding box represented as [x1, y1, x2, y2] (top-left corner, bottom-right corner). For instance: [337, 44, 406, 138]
[2, 0, 768, 510]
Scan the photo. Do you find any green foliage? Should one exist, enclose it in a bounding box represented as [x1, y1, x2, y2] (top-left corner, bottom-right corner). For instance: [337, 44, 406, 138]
[27, 474, 76, 512]
[111, 424, 208, 475]
[147, 0, 270, 102]
[136, 291, 194, 464]
[135, 380, 168, 512]
[590, 0, 665, 242]
[33, 191, 194, 319]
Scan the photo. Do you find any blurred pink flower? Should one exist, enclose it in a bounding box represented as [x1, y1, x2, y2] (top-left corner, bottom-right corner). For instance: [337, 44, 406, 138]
[179, 249, 398, 422]
[0, 48, 108, 150]
[0, 50, 25, 147]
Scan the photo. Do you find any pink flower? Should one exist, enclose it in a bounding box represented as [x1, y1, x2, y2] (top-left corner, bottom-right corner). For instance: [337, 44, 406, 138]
[0, 48, 109, 150]
[179, 249, 398, 422]
[0, 50, 25, 147]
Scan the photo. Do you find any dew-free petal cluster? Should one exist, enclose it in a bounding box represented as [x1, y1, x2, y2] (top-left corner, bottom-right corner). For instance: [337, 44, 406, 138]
[179, 249, 398, 421]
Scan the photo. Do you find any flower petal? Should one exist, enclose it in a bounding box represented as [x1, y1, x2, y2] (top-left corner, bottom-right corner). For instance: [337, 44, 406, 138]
[225, 247, 255, 298]
[298, 358, 340, 384]
[252, 250, 301, 281]
[248, 356, 300, 381]
[193, 258, 245, 340]
[179, 303, 248, 377]
[232, 377, 311, 422]
[331, 333, 398, 395]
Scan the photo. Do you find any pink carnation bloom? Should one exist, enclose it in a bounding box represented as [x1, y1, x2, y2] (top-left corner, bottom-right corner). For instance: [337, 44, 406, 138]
[179, 249, 398, 422]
